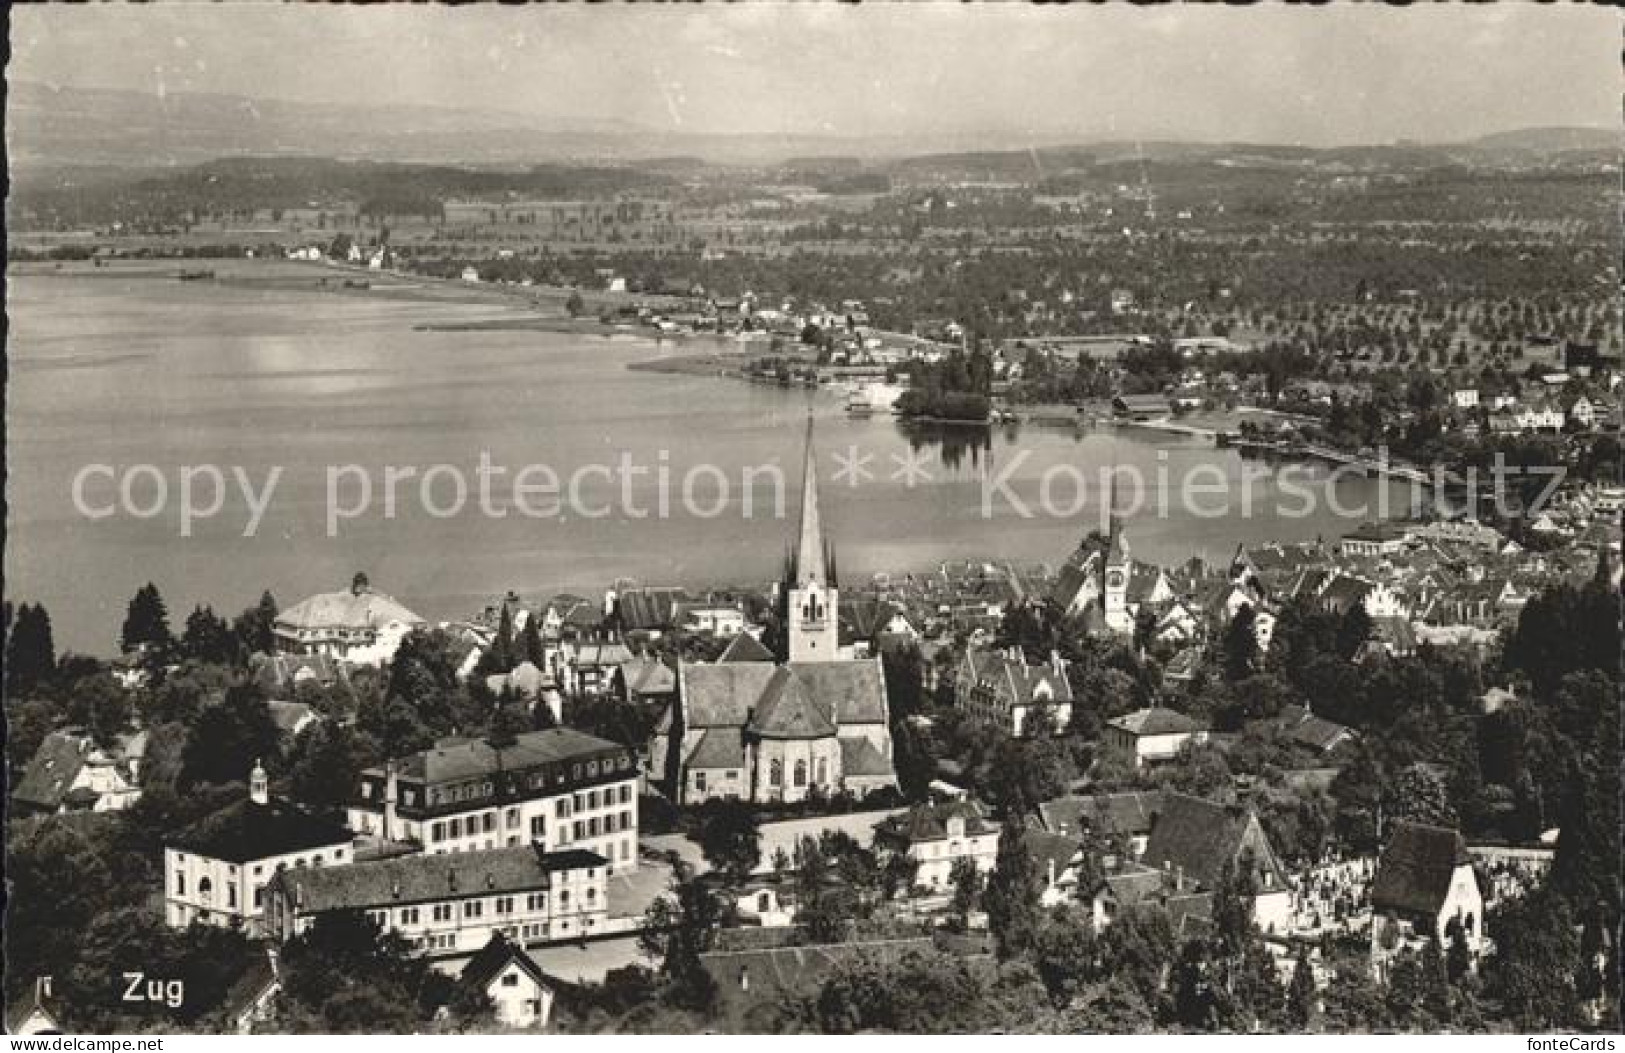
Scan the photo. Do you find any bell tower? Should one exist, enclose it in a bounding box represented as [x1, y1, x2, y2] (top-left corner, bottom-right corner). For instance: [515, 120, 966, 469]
[784, 416, 840, 663]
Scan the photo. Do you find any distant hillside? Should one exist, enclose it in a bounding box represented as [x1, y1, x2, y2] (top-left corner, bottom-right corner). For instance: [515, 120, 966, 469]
[1460, 126, 1617, 153]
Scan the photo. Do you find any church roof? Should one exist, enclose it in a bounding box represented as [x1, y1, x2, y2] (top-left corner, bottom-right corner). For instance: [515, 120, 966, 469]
[684, 729, 747, 770]
[717, 633, 775, 663]
[793, 415, 830, 587]
[680, 658, 888, 729]
[749, 668, 837, 739]
[838, 736, 894, 779]
[1371, 821, 1472, 918]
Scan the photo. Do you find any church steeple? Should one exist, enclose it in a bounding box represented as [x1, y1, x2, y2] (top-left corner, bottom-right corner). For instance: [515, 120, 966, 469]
[794, 413, 832, 587]
[784, 414, 841, 662]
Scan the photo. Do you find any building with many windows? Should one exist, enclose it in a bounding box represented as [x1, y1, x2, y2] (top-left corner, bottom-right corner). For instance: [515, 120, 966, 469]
[346, 727, 641, 872]
[264, 843, 609, 957]
[164, 762, 356, 934]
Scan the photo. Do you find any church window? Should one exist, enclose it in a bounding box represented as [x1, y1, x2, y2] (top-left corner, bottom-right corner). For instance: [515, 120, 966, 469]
[769, 760, 783, 787]
[793, 760, 807, 787]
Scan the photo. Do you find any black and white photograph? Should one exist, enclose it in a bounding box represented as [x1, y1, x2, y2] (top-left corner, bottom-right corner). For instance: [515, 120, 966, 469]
[3, 2, 1621, 1038]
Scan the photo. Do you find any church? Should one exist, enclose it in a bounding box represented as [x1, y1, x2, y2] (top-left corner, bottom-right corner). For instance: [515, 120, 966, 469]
[650, 419, 897, 806]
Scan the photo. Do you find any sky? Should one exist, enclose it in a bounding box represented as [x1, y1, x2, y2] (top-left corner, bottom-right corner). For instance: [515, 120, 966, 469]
[10, 3, 1621, 146]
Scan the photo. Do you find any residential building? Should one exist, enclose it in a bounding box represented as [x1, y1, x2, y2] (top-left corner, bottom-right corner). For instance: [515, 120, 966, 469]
[164, 762, 356, 934]
[875, 799, 1000, 892]
[955, 647, 1074, 736]
[1038, 790, 1162, 858]
[265, 843, 609, 956]
[452, 935, 555, 1028]
[1104, 707, 1208, 767]
[12, 728, 144, 816]
[346, 728, 640, 872]
[1089, 792, 1293, 934]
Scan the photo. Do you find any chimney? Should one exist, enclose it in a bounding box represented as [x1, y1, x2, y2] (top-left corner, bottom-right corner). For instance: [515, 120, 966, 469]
[1047, 857, 1057, 889]
[487, 873, 496, 890]
[37, 976, 52, 1001]
[739, 966, 750, 993]
[1174, 865, 1184, 892]
[351, 572, 369, 596]
[391, 881, 401, 901]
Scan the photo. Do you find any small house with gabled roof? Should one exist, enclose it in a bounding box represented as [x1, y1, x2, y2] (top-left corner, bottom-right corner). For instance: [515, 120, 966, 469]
[1370, 821, 1486, 974]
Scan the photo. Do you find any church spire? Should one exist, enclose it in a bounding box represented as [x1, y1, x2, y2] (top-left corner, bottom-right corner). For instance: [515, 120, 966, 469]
[795, 413, 829, 586]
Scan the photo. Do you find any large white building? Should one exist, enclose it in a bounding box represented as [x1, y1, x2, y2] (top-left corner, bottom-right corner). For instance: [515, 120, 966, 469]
[273, 573, 426, 666]
[265, 843, 609, 957]
[346, 727, 641, 873]
[164, 763, 357, 935]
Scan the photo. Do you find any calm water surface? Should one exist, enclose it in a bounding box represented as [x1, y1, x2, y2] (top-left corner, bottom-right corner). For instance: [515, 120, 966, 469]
[6, 273, 1401, 653]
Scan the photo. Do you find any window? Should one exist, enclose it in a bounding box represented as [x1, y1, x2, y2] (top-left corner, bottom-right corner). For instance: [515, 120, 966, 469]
[507, 808, 520, 830]
[769, 759, 782, 787]
[496, 896, 514, 915]
[793, 760, 807, 787]
[403, 789, 417, 806]
[619, 784, 632, 804]
[530, 816, 545, 838]
[448, 818, 461, 839]
[587, 789, 598, 810]
[198, 876, 213, 903]
[573, 821, 584, 841]
[573, 793, 584, 812]
[432, 822, 445, 843]
[560, 890, 571, 908]
[176, 872, 187, 895]
[695, 772, 707, 794]
[620, 812, 632, 832]
[502, 974, 519, 987]
[254, 888, 264, 909]
[228, 886, 238, 908]
[433, 904, 453, 922]
[589, 817, 600, 837]
[483, 812, 495, 833]
[816, 758, 828, 785]
[464, 901, 484, 919]
[556, 799, 569, 818]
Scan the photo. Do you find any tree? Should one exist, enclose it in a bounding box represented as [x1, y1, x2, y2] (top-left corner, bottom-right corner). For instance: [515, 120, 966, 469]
[695, 799, 761, 885]
[183, 605, 239, 665]
[4, 602, 57, 696]
[799, 886, 860, 944]
[232, 591, 279, 656]
[288, 721, 373, 817]
[565, 291, 586, 318]
[1287, 948, 1316, 1030]
[1223, 603, 1259, 681]
[639, 864, 723, 1013]
[1483, 887, 1584, 1030]
[983, 820, 1043, 961]
[121, 582, 174, 655]
[948, 856, 983, 931]
[180, 682, 282, 788]
[280, 909, 447, 1032]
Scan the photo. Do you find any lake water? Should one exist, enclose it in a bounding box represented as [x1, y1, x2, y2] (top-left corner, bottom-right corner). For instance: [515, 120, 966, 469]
[5, 271, 1404, 654]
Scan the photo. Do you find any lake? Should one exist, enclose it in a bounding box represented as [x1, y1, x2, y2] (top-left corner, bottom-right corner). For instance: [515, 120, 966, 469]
[5, 269, 1405, 654]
